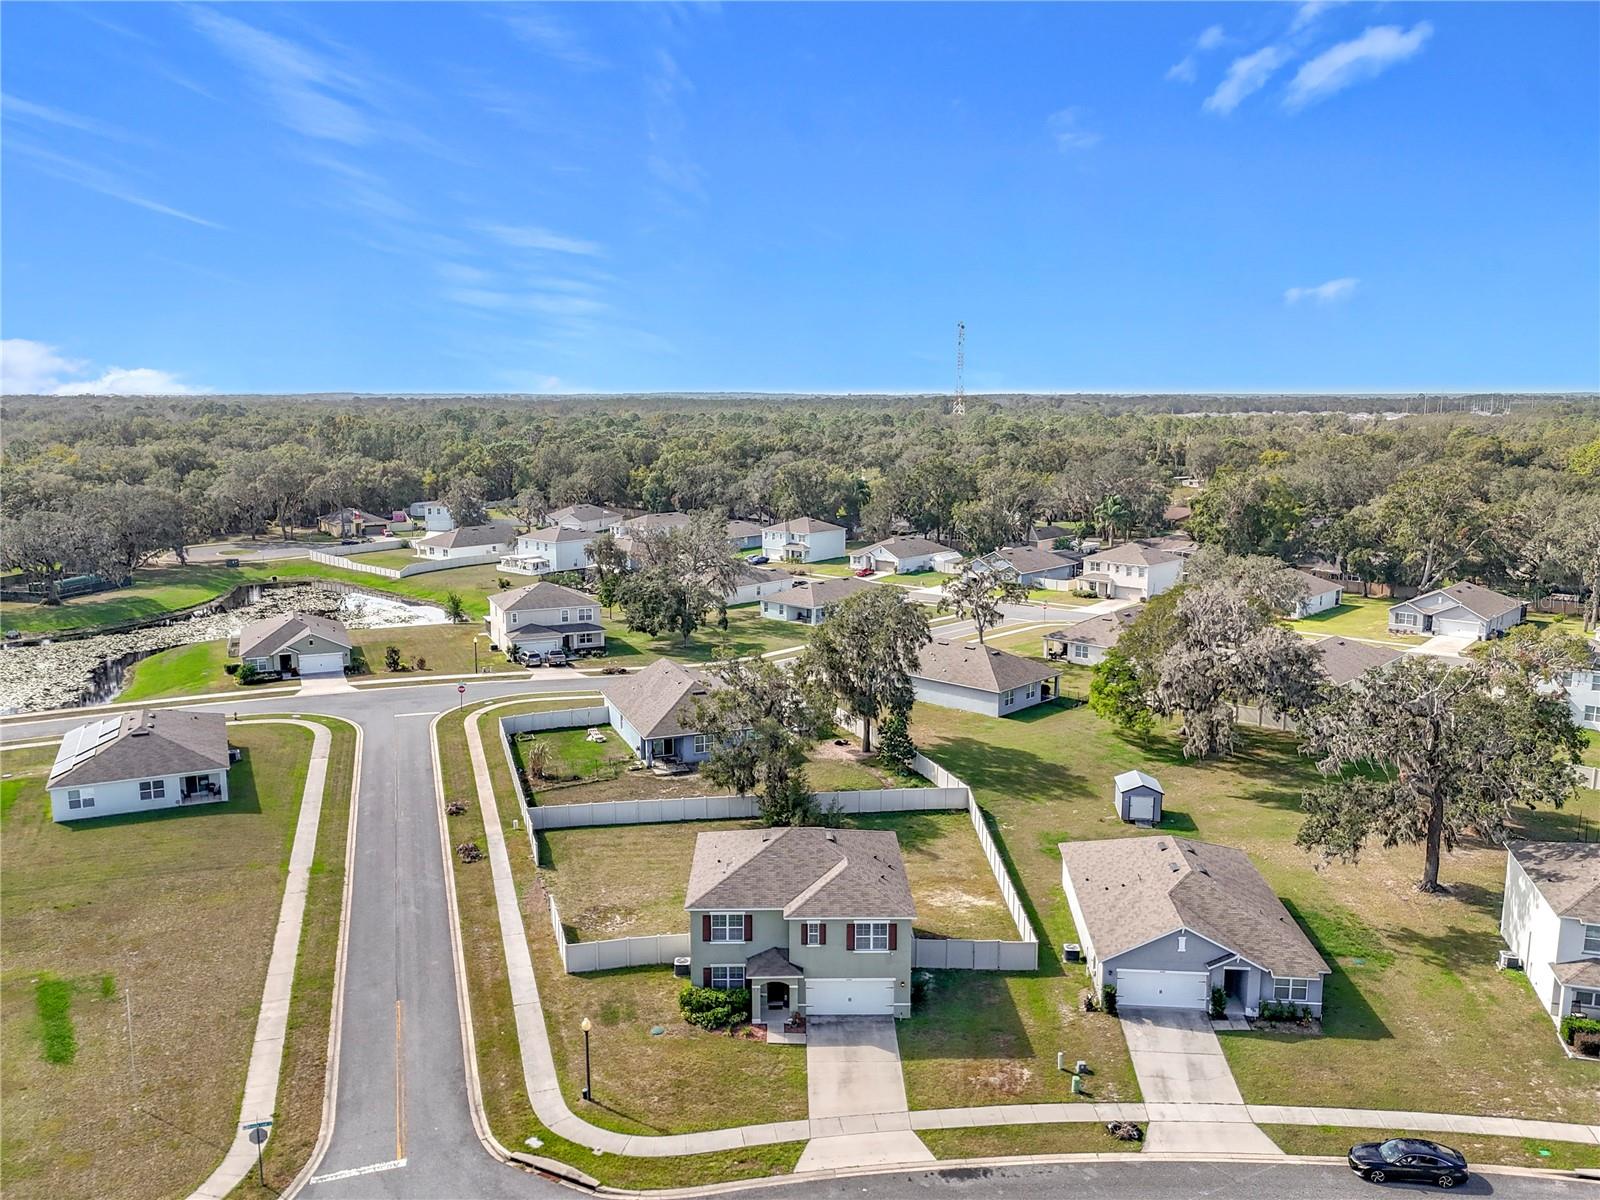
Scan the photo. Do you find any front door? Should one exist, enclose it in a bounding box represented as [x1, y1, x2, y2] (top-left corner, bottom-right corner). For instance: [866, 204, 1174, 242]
[766, 981, 790, 1012]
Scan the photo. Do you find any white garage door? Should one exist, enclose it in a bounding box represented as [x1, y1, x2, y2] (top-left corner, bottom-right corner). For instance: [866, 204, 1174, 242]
[807, 978, 895, 1016]
[1434, 618, 1482, 639]
[297, 652, 346, 674]
[1114, 969, 1208, 1009]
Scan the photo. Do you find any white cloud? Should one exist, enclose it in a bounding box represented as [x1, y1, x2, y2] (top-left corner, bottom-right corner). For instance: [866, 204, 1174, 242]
[502, 10, 607, 69]
[1285, 23, 1433, 109]
[1288, 1, 1347, 35]
[7, 142, 223, 228]
[477, 223, 604, 256]
[1166, 25, 1226, 83]
[1204, 45, 1293, 114]
[1, 339, 204, 395]
[1284, 277, 1358, 304]
[2, 93, 149, 145]
[1047, 107, 1101, 151]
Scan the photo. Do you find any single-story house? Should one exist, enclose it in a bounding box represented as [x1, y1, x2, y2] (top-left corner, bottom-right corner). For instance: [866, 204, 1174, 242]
[47, 708, 232, 823]
[1388, 582, 1526, 641]
[849, 537, 962, 576]
[415, 522, 517, 561]
[604, 658, 718, 767]
[910, 638, 1060, 717]
[232, 612, 353, 676]
[408, 500, 455, 532]
[1162, 503, 1192, 525]
[758, 575, 873, 624]
[1113, 770, 1163, 825]
[1139, 532, 1199, 559]
[548, 503, 627, 533]
[1029, 524, 1075, 549]
[318, 507, 391, 538]
[1565, 639, 1600, 730]
[1500, 841, 1600, 1027]
[1042, 605, 1145, 666]
[485, 581, 604, 655]
[1060, 836, 1329, 1014]
[686, 826, 917, 1019]
[1283, 570, 1342, 619]
[761, 517, 847, 563]
[725, 563, 791, 606]
[500, 525, 594, 575]
[1077, 543, 1184, 602]
[970, 545, 1083, 587]
[726, 519, 765, 550]
[1312, 636, 1404, 686]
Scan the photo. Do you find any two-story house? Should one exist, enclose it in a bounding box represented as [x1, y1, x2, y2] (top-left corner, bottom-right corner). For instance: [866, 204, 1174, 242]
[485, 581, 604, 656]
[408, 500, 456, 532]
[1567, 641, 1600, 730]
[1076, 542, 1184, 601]
[759, 576, 873, 624]
[761, 517, 846, 563]
[685, 827, 917, 1021]
[547, 503, 626, 533]
[500, 525, 594, 576]
[1501, 841, 1600, 1027]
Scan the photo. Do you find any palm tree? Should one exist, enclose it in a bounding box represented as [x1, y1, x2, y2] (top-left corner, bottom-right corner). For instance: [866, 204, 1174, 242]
[1093, 495, 1130, 546]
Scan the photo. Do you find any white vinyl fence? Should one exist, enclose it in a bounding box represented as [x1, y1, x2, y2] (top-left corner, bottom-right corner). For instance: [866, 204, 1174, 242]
[548, 894, 689, 974]
[308, 548, 403, 578]
[525, 786, 968, 831]
[1575, 763, 1600, 790]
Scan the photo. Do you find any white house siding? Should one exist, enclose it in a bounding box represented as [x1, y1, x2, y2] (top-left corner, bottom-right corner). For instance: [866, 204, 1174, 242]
[851, 549, 943, 574]
[1501, 853, 1588, 1022]
[910, 675, 1048, 717]
[727, 580, 790, 606]
[50, 770, 229, 823]
[1050, 640, 1108, 667]
[487, 602, 603, 652]
[419, 539, 511, 561]
[1568, 667, 1600, 730]
[763, 527, 846, 562]
[1293, 588, 1341, 618]
[760, 599, 823, 624]
[502, 534, 592, 575]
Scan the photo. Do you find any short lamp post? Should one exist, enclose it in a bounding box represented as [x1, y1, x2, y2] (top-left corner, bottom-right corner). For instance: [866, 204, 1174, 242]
[580, 1017, 593, 1101]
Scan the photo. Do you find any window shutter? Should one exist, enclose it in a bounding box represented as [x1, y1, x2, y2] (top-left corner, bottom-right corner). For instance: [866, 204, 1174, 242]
[799, 923, 809, 947]
[744, 913, 753, 942]
[702, 967, 711, 987]
[888, 923, 898, 951]
[702, 914, 711, 941]
[818, 922, 826, 946]
[846, 923, 856, 951]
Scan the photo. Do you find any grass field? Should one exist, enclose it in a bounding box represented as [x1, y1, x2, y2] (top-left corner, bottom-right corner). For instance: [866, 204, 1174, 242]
[880, 571, 958, 588]
[350, 624, 485, 675]
[1261, 1126, 1600, 1171]
[1583, 730, 1599, 767]
[920, 1123, 1144, 1159]
[0, 722, 324, 1200]
[905, 701, 1598, 1122]
[1287, 595, 1423, 643]
[0, 564, 251, 634]
[337, 548, 418, 569]
[118, 640, 242, 701]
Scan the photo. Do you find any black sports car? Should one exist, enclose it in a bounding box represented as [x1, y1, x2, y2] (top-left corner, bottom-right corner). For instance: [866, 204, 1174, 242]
[1348, 1137, 1470, 1187]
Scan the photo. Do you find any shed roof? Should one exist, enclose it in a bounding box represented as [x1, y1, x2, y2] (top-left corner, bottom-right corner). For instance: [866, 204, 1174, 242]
[1114, 769, 1162, 793]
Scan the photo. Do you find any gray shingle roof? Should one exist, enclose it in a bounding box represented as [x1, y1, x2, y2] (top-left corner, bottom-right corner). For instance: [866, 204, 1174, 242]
[1398, 582, 1524, 622]
[1286, 569, 1341, 600]
[236, 612, 352, 660]
[857, 537, 956, 561]
[1083, 542, 1179, 568]
[621, 512, 692, 533]
[549, 503, 624, 525]
[1060, 836, 1328, 978]
[604, 658, 715, 739]
[912, 639, 1057, 694]
[1510, 842, 1600, 922]
[1312, 636, 1404, 685]
[980, 545, 1081, 575]
[518, 524, 594, 544]
[488, 580, 594, 612]
[726, 519, 764, 539]
[49, 708, 231, 789]
[1044, 605, 1144, 649]
[763, 517, 844, 535]
[417, 522, 517, 550]
[769, 576, 874, 610]
[745, 947, 803, 977]
[686, 827, 916, 919]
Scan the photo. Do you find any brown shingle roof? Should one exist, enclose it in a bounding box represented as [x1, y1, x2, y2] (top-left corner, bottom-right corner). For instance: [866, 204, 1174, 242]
[913, 639, 1057, 694]
[605, 658, 716, 739]
[1510, 842, 1600, 922]
[1044, 605, 1144, 649]
[686, 827, 916, 919]
[1060, 836, 1328, 978]
[417, 522, 517, 550]
[1312, 636, 1404, 685]
[49, 709, 231, 789]
[236, 612, 352, 659]
[488, 580, 594, 613]
[763, 517, 844, 535]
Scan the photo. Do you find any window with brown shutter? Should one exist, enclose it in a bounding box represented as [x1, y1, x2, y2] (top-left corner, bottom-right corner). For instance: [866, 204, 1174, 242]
[744, 913, 753, 942]
[846, 923, 856, 951]
[888, 923, 897, 951]
[799, 923, 809, 946]
[818, 922, 826, 945]
[702, 914, 712, 941]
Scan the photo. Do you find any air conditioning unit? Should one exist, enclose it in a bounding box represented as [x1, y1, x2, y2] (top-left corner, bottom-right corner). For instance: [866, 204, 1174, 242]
[1062, 942, 1082, 963]
[1496, 949, 1523, 971]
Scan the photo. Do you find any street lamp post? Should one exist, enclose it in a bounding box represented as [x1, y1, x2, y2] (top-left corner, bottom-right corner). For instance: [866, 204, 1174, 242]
[580, 1017, 593, 1101]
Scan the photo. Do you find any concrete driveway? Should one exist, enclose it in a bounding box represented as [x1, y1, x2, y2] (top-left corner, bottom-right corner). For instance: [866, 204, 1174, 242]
[1409, 632, 1476, 660]
[796, 1016, 932, 1172]
[1120, 1007, 1244, 1105]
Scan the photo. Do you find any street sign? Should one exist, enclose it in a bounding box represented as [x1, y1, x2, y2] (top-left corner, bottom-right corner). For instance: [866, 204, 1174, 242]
[243, 1119, 273, 1130]
[457, 685, 466, 693]
[249, 1127, 269, 1145]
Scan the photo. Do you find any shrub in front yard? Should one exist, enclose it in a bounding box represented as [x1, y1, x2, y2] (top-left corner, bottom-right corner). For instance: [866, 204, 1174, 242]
[679, 984, 751, 1030]
[1209, 986, 1226, 1020]
[1560, 1015, 1600, 1052]
[1256, 1000, 1315, 1025]
[1101, 983, 1117, 1015]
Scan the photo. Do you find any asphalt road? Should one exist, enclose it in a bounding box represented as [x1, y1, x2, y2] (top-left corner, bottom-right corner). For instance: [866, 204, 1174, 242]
[4, 669, 1594, 1200]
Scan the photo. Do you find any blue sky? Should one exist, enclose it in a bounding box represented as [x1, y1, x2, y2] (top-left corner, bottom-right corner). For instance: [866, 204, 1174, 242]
[2, 2, 1596, 395]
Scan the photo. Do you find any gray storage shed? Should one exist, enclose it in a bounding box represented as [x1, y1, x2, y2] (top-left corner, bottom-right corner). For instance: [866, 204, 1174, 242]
[1113, 770, 1163, 825]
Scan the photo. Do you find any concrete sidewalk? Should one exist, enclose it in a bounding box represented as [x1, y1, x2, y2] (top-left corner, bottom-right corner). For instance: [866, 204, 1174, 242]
[191, 720, 333, 1200]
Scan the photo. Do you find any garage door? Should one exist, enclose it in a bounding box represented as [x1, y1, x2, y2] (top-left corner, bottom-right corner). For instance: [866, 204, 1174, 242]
[1114, 969, 1208, 1009]
[807, 978, 895, 1016]
[297, 652, 346, 674]
[1434, 618, 1481, 639]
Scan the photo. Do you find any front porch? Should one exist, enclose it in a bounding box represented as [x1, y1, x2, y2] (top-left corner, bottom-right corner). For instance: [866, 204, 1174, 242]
[748, 948, 806, 1044]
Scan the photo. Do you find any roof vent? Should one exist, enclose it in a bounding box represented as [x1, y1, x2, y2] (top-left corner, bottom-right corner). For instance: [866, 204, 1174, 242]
[825, 831, 837, 842]
[1156, 841, 1168, 851]
[1168, 861, 1180, 873]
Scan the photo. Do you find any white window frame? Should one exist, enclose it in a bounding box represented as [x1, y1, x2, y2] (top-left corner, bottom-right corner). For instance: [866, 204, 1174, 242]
[1573, 988, 1599, 1013]
[1273, 977, 1310, 1002]
[65, 788, 95, 810]
[560, 609, 571, 623]
[710, 965, 745, 990]
[1583, 924, 1600, 957]
[692, 733, 710, 755]
[1071, 642, 1090, 660]
[1024, 682, 1036, 699]
[803, 920, 822, 945]
[1177, 935, 1187, 953]
[1586, 704, 1600, 724]
[854, 921, 890, 952]
[709, 912, 745, 943]
[1392, 610, 1419, 628]
[139, 779, 166, 802]
[1002, 688, 1016, 708]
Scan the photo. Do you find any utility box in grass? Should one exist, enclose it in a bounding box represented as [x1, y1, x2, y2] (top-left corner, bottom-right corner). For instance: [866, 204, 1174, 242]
[1113, 770, 1163, 825]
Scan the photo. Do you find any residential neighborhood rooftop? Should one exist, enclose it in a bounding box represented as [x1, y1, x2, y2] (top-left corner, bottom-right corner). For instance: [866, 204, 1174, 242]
[858, 536, 955, 559]
[686, 827, 916, 920]
[235, 612, 352, 660]
[519, 524, 595, 543]
[913, 638, 1057, 693]
[773, 576, 874, 607]
[549, 503, 625, 524]
[1059, 836, 1328, 979]
[1403, 581, 1525, 621]
[605, 658, 716, 739]
[487, 580, 594, 612]
[763, 516, 844, 535]
[1312, 636, 1404, 685]
[1509, 841, 1600, 922]
[1084, 542, 1180, 567]
[1044, 605, 1144, 648]
[48, 709, 231, 789]
[417, 522, 517, 549]
[979, 544, 1081, 573]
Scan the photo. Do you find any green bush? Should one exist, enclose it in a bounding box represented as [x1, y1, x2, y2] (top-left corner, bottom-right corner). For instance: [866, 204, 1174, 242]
[877, 709, 915, 770]
[1257, 1000, 1315, 1024]
[223, 661, 240, 676]
[679, 984, 751, 1030]
[1209, 986, 1226, 1020]
[238, 663, 259, 685]
[1560, 1014, 1600, 1047]
[383, 644, 403, 672]
[1101, 983, 1117, 1015]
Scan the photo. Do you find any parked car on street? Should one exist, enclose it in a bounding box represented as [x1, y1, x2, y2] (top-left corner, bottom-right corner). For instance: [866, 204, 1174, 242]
[1348, 1138, 1468, 1188]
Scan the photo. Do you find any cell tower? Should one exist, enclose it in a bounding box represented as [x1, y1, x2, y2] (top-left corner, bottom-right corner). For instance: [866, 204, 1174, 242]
[951, 321, 966, 416]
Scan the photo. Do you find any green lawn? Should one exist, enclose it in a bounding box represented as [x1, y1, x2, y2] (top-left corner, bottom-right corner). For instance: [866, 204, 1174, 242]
[350, 624, 486, 675]
[0, 723, 322, 1200]
[1026, 589, 1099, 605]
[338, 548, 419, 569]
[599, 604, 810, 664]
[1582, 730, 1599, 768]
[0, 564, 250, 634]
[794, 557, 855, 577]
[920, 1123, 1144, 1160]
[1261, 1126, 1600, 1171]
[511, 726, 635, 799]
[118, 640, 243, 701]
[1286, 595, 1422, 643]
[902, 701, 1597, 1123]
[881, 571, 958, 588]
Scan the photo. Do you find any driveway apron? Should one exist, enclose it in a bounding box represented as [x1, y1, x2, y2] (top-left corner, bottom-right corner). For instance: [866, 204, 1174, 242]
[796, 1017, 933, 1172]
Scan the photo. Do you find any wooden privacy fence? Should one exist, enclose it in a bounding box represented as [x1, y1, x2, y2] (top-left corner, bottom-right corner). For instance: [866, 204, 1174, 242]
[548, 894, 690, 974]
